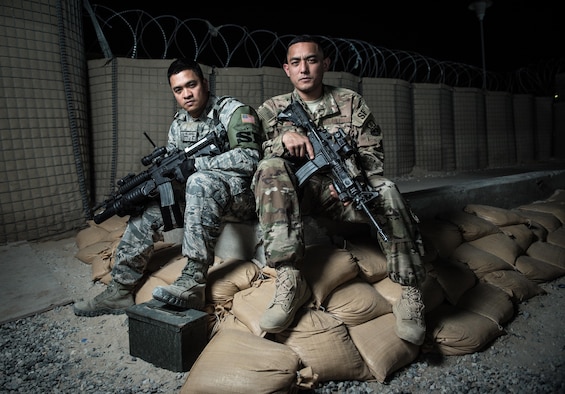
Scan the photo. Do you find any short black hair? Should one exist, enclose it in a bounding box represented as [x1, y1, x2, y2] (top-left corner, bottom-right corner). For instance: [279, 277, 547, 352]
[286, 35, 326, 58]
[167, 58, 205, 82]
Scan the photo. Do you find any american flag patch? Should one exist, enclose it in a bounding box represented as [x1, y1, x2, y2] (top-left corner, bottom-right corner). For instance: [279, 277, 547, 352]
[241, 114, 256, 124]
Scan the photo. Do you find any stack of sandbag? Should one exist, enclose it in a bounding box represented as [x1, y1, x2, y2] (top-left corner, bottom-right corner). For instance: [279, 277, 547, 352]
[72, 190, 565, 392]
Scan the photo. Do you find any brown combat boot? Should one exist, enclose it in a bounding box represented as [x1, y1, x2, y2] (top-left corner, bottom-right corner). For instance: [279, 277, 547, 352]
[259, 264, 311, 334]
[392, 285, 426, 345]
[73, 281, 135, 317]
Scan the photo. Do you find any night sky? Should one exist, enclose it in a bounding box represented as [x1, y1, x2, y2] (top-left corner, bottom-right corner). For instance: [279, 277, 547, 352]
[89, 0, 563, 73]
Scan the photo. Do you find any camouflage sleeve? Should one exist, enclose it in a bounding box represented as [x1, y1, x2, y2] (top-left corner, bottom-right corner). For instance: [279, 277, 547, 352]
[194, 146, 260, 176]
[257, 99, 294, 159]
[352, 96, 385, 177]
[226, 105, 263, 151]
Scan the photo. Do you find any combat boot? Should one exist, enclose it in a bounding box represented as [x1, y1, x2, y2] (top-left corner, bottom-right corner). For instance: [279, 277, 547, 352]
[392, 285, 426, 345]
[152, 261, 207, 309]
[73, 281, 135, 317]
[259, 264, 311, 334]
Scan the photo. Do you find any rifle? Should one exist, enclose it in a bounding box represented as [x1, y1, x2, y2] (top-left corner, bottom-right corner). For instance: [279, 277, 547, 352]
[92, 129, 226, 230]
[277, 101, 388, 242]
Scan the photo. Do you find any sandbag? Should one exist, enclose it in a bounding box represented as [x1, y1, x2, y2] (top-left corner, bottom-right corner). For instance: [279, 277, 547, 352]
[231, 278, 277, 337]
[468, 233, 524, 266]
[300, 244, 359, 308]
[134, 276, 167, 304]
[428, 258, 477, 305]
[75, 223, 111, 250]
[205, 259, 260, 304]
[547, 226, 565, 249]
[181, 329, 313, 393]
[464, 204, 529, 227]
[517, 201, 565, 224]
[275, 308, 373, 383]
[456, 282, 515, 325]
[451, 242, 514, 278]
[425, 303, 505, 356]
[323, 277, 391, 326]
[437, 210, 501, 242]
[480, 269, 546, 302]
[346, 237, 388, 283]
[150, 256, 186, 284]
[500, 223, 536, 252]
[513, 208, 562, 233]
[526, 241, 565, 270]
[348, 313, 420, 383]
[372, 277, 402, 306]
[420, 274, 445, 313]
[515, 255, 565, 283]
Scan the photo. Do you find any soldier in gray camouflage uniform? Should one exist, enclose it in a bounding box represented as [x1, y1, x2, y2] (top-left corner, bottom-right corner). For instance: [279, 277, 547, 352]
[253, 35, 427, 345]
[74, 58, 262, 317]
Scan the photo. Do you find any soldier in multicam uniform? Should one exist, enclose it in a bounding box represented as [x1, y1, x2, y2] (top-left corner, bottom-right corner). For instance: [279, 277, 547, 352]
[253, 35, 427, 345]
[74, 58, 262, 317]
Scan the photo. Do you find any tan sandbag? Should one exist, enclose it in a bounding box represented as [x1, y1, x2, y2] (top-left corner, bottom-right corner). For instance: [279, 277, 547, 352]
[464, 204, 529, 227]
[513, 208, 562, 233]
[90, 254, 113, 281]
[300, 244, 359, 308]
[428, 258, 477, 305]
[547, 226, 565, 249]
[372, 277, 402, 306]
[346, 237, 388, 283]
[419, 218, 464, 258]
[181, 329, 311, 394]
[323, 277, 391, 326]
[420, 274, 445, 313]
[151, 256, 186, 284]
[546, 189, 565, 202]
[515, 255, 565, 283]
[134, 276, 167, 304]
[437, 210, 501, 242]
[481, 269, 546, 302]
[231, 278, 276, 337]
[75, 240, 113, 264]
[518, 201, 565, 224]
[212, 311, 253, 338]
[526, 241, 565, 270]
[468, 232, 524, 266]
[451, 242, 513, 278]
[348, 313, 420, 383]
[95, 214, 129, 233]
[275, 308, 373, 383]
[500, 223, 536, 252]
[425, 303, 505, 356]
[75, 223, 110, 250]
[204, 259, 260, 304]
[456, 282, 514, 325]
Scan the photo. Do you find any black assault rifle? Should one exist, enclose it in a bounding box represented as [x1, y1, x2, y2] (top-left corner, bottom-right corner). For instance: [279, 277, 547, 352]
[277, 101, 388, 242]
[92, 129, 226, 230]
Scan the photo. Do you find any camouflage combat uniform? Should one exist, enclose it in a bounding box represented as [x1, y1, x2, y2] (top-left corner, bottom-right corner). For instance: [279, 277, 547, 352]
[252, 85, 425, 287]
[112, 95, 262, 286]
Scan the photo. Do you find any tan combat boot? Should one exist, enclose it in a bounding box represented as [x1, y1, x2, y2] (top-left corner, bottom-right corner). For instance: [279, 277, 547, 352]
[393, 285, 426, 345]
[152, 261, 207, 310]
[259, 264, 311, 334]
[73, 281, 135, 317]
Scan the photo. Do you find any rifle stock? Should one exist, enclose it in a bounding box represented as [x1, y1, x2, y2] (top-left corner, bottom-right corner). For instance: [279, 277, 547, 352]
[278, 101, 388, 242]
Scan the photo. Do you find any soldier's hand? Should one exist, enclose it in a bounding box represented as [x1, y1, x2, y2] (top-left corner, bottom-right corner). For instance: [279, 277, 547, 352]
[329, 184, 352, 207]
[282, 131, 315, 159]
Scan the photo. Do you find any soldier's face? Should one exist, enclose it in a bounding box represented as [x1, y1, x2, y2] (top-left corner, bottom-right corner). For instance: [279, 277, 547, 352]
[170, 69, 210, 118]
[283, 42, 329, 98]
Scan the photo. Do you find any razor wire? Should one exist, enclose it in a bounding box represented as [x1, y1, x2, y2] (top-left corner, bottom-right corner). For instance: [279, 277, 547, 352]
[84, 5, 563, 96]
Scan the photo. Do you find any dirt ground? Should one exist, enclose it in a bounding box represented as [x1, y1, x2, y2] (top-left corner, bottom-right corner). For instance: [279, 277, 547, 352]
[11, 235, 565, 393]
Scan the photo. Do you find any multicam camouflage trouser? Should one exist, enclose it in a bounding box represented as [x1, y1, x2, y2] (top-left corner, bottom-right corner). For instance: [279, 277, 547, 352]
[112, 170, 256, 286]
[253, 157, 426, 287]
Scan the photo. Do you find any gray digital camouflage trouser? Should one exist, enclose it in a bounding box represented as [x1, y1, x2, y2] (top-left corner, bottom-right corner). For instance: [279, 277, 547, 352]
[253, 157, 426, 287]
[112, 170, 256, 285]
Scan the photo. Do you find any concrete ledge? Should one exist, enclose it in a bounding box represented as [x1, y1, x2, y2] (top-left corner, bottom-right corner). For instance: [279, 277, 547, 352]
[403, 169, 565, 221]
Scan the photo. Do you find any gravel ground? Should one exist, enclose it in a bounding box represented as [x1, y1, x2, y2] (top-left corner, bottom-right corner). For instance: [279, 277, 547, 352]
[0, 236, 564, 394]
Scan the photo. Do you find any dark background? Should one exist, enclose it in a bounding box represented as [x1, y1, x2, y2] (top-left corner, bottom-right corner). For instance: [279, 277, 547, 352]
[89, 0, 563, 73]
